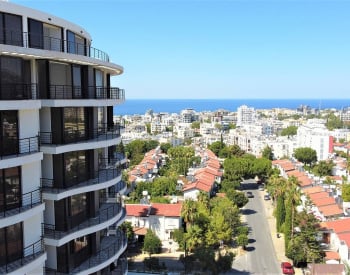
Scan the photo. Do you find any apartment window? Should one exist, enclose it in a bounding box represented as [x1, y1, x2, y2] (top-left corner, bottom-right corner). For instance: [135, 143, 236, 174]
[64, 150, 88, 186]
[0, 223, 23, 266]
[0, 12, 22, 46]
[72, 236, 88, 253]
[0, 111, 18, 156]
[69, 193, 87, 217]
[67, 30, 85, 56]
[63, 107, 87, 142]
[0, 167, 21, 213]
[68, 193, 88, 229]
[0, 56, 31, 100]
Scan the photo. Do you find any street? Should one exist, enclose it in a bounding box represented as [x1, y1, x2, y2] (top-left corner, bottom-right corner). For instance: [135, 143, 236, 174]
[231, 180, 281, 275]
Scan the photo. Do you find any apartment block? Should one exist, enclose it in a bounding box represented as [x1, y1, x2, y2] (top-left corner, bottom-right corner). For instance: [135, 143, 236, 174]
[0, 1, 127, 274]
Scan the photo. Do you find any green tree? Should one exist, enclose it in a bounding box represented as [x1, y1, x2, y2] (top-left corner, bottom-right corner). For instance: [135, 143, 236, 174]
[182, 199, 198, 229]
[262, 145, 274, 160]
[226, 189, 248, 208]
[160, 142, 172, 154]
[143, 229, 162, 256]
[191, 121, 200, 129]
[208, 141, 225, 157]
[326, 113, 343, 130]
[236, 234, 249, 249]
[294, 147, 317, 167]
[313, 160, 334, 177]
[120, 221, 135, 243]
[342, 184, 350, 202]
[276, 195, 286, 232]
[280, 126, 298, 136]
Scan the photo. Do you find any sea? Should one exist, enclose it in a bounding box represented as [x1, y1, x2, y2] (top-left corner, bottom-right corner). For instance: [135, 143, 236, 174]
[113, 98, 350, 116]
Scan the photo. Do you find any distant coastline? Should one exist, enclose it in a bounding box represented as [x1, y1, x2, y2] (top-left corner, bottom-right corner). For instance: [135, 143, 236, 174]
[113, 98, 350, 116]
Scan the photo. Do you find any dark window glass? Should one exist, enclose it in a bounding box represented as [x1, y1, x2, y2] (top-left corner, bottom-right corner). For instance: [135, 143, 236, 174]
[67, 30, 75, 54]
[69, 193, 87, 217]
[63, 107, 87, 143]
[0, 111, 18, 156]
[0, 166, 21, 213]
[0, 56, 31, 99]
[64, 150, 88, 186]
[72, 65, 82, 98]
[28, 18, 43, 49]
[0, 223, 23, 266]
[0, 12, 23, 46]
[0, 13, 4, 44]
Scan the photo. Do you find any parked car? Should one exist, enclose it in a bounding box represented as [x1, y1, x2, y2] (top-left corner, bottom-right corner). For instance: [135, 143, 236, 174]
[281, 262, 295, 274]
[264, 194, 271, 200]
[246, 191, 254, 198]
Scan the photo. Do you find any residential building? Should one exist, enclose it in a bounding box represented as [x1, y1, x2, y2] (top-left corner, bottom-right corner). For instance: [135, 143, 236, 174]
[1, 2, 127, 274]
[236, 105, 256, 127]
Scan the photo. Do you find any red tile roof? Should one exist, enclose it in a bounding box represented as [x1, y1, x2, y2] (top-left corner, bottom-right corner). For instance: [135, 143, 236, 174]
[311, 196, 336, 207]
[303, 186, 325, 195]
[319, 218, 350, 233]
[126, 203, 182, 217]
[318, 204, 343, 217]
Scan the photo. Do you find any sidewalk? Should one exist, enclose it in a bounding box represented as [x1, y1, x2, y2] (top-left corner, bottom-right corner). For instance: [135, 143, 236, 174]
[260, 190, 303, 275]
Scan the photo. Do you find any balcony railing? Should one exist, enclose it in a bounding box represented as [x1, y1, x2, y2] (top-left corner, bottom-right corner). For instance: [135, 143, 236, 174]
[0, 83, 38, 100]
[114, 254, 128, 275]
[0, 238, 45, 274]
[72, 232, 127, 273]
[0, 188, 42, 219]
[40, 123, 121, 145]
[1, 28, 110, 62]
[42, 202, 122, 240]
[46, 85, 125, 100]
[0, 135, 39, 159]
[41, 160, 122, 194]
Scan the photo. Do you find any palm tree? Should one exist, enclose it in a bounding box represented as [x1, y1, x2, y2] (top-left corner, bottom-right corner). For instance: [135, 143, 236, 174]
[286, 176, 302, 238]
[182, 199, 198, 230]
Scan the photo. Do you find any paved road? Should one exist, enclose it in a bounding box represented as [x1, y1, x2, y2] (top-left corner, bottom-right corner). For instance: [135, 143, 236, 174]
[232, 180, 281, 275]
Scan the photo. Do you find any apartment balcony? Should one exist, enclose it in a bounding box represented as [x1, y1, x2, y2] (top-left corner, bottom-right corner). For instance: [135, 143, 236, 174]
[43, 202, 124, 246]
[1, 28, 110, 62]
[44, 85, 125, 101]
[113, 254, 128, 275]
[0, 83, 38, 100]
[40, 123, 121, 145]
[45, 231, 127, 275]
[41, 160, 122, 200]
[0, 135, 42, 169]
[0, 238, 46, 275]
[40, 124, 122, 154]
[1, 188, 44, 227]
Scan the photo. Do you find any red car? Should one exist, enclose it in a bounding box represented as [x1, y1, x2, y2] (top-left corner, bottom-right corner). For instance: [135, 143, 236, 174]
[281, 262, 295, 274]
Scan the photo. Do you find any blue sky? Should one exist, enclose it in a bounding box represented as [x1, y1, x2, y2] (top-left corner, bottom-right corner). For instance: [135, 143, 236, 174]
[11, 0, 350, 99]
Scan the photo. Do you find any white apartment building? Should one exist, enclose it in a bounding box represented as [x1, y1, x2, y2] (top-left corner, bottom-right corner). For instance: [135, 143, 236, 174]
[1, 2, 127, 274]
[297, 119, 332, 161]
[236, 105, 256, 127]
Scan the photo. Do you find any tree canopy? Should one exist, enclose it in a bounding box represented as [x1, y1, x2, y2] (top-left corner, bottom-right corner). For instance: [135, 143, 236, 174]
[143, 229, 162, 256]
[294, 147, 317, 167]
[280, 126, 298, 136]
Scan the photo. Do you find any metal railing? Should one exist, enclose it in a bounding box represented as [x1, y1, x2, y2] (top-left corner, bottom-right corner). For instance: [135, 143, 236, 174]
[0, 135, 39, 159]
[0, 238, 45, 274]
[47, 85, 125, 100]
[42, 202, 122, 240]
[41, 159, 122, 193]
[0, 83, 38, 100]
[40, 123, 121, 145]
[1, 28, 110, 62]
[72, 232, 127, 273]
[0, 188, 42, 218]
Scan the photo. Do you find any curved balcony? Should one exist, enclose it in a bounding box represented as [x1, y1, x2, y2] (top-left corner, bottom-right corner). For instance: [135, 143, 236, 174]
[114, 253, 128, 275]
[1, 188, 43, 227]
[44, 85, 124, 100]
[0, 135, 39, 159]
[40, 123, 121, 146]
[1, 28, 110, 62]
[72, 231, 127, 274]
[41, 160, 122, 200]
[43, 202, 123, 246]
[0, 238, 46, 274]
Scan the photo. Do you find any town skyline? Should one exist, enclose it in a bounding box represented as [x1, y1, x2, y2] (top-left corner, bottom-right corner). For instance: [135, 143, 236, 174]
[11, 0, 350, 99]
